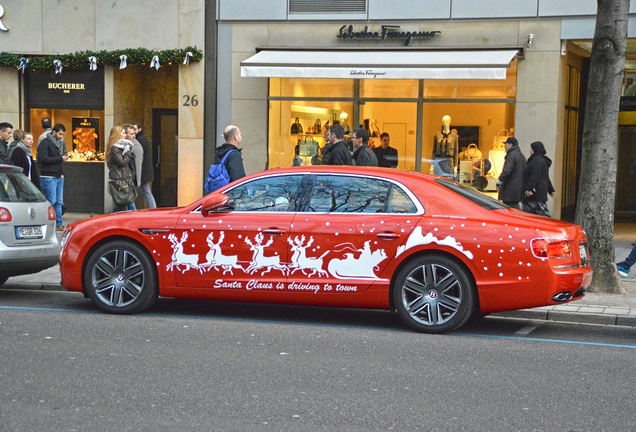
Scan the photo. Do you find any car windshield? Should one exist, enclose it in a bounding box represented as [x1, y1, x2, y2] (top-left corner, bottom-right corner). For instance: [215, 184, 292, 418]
[0, 171, 47, 203]
[435, 178, 508, 210]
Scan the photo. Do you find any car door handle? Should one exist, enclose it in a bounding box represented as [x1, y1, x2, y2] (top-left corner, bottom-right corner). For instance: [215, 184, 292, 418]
[262, 228, 286, 235]
[377, 233, 401, 239]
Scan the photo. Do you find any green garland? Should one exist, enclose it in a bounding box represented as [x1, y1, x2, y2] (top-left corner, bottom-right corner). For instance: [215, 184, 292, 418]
[0, 46, 203, 71]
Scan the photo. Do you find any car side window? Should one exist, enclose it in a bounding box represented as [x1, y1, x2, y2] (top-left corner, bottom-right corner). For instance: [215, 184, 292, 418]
[225, 175, 303, 212]
[308, 175, 410, 213]
[386, 186, 418, 213]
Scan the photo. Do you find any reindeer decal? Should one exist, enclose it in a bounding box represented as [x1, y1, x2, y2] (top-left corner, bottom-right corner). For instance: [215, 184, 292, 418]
[327, 241, 387, 280]
[201, 231, 243, 275]
[244, 233, 288, 276]
[166, 232, 203, 274]
[287, 235, 329, 277]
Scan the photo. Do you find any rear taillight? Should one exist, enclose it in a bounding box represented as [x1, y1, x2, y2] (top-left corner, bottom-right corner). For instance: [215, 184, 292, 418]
[48, 206, 56, 221]
[531, 238, 572, 259]
[0, 207, 12, 222]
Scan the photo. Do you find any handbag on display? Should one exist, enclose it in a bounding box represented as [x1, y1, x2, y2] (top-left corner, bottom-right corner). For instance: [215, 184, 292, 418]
[313, 119, 322, 134]
[459, 143, 482, 161]
[493, 129, 509, 149]
[291, 118, 303, 135]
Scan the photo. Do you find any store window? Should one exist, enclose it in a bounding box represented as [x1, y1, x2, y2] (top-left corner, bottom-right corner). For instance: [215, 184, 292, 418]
[267, 59, 517, 182]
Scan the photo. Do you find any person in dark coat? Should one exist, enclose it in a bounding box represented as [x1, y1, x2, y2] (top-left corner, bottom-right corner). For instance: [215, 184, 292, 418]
[324, 124, 351, 166]
[522, 141, 555, 217]
[133, 123, 156, 208]
[496, 137, 526, 209]
[214, 125, 246, 182]
[352, 128, 378, 167]
[0, 122, 13, 164]
[10, 132, 41, 191]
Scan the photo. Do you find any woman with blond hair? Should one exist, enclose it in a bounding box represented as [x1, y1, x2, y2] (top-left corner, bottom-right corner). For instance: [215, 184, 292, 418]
[106, 125, 137, 212]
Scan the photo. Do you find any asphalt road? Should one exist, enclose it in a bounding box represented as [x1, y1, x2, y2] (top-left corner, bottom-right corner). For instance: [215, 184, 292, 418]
[1, 289, 635, 432]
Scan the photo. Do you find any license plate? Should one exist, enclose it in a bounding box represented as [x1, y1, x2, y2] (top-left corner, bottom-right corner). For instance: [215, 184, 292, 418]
[15, 226, 43, 239]
[579, 243, 589, 265]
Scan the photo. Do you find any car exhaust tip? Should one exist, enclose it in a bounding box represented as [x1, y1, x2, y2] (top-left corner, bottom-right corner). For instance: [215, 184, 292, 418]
[552, 291, 573, 302]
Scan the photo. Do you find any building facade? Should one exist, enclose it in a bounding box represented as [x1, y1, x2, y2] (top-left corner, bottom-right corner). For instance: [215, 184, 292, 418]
[0, 0, 206, 211]
[2, 0, 636, 219]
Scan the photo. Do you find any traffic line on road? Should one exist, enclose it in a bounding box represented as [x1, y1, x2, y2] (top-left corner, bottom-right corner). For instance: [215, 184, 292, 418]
[515, 324, 540, 335]
[460, 333, 636, 349]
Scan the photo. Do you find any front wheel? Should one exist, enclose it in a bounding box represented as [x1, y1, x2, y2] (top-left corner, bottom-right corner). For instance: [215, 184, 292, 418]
[392, 254, 475, 334]
[83, 240, 158, 314]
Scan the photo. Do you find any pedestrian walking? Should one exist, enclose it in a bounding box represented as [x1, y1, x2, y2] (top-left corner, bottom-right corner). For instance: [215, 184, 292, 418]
[134, 122, 157, 208]
[215, 125, 246, 182]
[0, 122, 13, 164]
[522, 141, 555, 217]
[324, 124, 352, 166]
[106, 125, 137, 213]
[496, 137, 526, 209]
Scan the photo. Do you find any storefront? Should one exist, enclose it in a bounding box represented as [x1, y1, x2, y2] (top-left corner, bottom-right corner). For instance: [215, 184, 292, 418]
[0, 0, 206, 212]
[241, 48, 518, 191]
[26, 69, 106, 213]
[218, 19, 549, 208]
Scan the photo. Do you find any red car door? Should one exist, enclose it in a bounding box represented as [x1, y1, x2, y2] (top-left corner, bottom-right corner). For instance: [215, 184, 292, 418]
[169, 174, 304, 298]
[287, 174, 421, 307]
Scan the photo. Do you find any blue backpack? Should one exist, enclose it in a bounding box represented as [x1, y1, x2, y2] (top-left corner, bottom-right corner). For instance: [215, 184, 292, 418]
[204, 150, 236, 194]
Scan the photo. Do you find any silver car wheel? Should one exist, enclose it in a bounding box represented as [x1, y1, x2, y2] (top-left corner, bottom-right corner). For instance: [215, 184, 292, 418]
[402, 263, 462, 326]
[393, 254, 475, 333]
[84, 240, 158, 314]
[91, 249, 145, 307]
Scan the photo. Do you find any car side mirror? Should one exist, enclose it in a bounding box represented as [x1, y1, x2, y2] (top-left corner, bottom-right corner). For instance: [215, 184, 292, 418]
[201, 193, 234, 216]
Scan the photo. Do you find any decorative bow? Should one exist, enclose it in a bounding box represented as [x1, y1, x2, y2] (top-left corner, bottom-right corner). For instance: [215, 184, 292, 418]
[18, 57, 28, 73]
[53, 59, 62, 74]
[119, 54, 127, 69]
[88, 56, 97, 71]
[150, 55, 160, 70]
[183, 51, 193, 65]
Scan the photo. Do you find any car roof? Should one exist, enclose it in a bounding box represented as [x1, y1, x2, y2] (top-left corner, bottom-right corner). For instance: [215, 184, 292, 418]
[241, 166, 435, 183]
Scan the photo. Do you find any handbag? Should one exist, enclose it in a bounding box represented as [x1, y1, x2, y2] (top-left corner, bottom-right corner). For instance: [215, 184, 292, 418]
[291, 118, 303, 135]
[108, 178, 138, 206]
[313, 119, 322, 134]
[464, 143, 482, 160]
[493, 129, 509, 149]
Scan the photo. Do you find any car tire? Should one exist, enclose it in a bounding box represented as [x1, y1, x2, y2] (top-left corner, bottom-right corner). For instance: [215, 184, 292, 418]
[392, 254, 475, 334]
[83, 240, 158, 314]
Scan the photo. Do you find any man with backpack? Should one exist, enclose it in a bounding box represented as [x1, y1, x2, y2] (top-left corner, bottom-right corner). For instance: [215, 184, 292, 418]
[205, 125, 246, 193]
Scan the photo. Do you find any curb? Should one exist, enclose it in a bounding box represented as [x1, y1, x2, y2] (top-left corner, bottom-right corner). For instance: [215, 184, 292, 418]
[494, 309, 636, 327]
[3, 281, 636, 327]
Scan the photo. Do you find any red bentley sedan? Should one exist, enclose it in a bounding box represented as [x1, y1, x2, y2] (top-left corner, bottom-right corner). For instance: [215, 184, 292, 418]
[59, 166, 592, 333]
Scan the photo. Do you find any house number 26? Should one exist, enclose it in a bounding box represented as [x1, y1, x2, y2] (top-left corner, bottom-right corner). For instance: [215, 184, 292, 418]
[182, 95, 199, 107]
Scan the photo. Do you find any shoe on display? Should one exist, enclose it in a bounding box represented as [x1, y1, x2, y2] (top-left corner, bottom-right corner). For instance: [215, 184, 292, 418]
[617, 263, 629, 278]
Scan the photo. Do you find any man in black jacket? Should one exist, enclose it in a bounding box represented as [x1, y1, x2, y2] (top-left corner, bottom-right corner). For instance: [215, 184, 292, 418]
[496, 137, 526, 209]
[0, 122, 12, 164]
[37, 123, 67, 230]
[215, 125, 246, 182]
[134, 123, 157, 208]
[324, 124, 352, 166]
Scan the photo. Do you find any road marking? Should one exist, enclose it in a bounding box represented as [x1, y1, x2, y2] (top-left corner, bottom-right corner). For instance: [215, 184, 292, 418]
[516, 325, 539, 335]
[459, 333, 636, 349]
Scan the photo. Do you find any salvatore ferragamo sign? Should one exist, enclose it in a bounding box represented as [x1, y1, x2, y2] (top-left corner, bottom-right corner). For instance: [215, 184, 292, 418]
[337, 25, 441, 46]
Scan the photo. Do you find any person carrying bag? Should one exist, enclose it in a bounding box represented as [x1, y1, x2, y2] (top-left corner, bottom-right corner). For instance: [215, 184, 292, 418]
[106, 125, 138, 212]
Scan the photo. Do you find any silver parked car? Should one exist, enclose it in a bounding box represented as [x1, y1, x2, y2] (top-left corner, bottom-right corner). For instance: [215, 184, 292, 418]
[0, 164, 59, 286]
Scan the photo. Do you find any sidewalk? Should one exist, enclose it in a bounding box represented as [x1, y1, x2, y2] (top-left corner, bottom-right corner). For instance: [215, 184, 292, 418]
[3, 213, 636, 328]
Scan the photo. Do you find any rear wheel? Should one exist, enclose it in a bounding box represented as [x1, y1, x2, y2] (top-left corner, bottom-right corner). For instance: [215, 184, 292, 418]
[392, 254, 475, 334]
[83, 240, 158, 314]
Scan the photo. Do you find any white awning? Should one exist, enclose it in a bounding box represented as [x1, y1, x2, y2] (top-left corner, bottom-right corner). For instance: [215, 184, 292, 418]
[240, 49, 520, 80]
